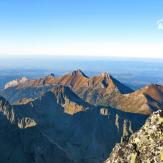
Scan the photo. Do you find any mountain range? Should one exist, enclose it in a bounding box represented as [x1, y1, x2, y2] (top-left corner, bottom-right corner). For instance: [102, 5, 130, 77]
[1, 70, 163, 115]
[0, 70, 162, 163]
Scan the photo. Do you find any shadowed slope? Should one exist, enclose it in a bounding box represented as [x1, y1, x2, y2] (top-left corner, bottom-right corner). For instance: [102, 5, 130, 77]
[0, 96, 73, 163]
[0, 89, 147, 163]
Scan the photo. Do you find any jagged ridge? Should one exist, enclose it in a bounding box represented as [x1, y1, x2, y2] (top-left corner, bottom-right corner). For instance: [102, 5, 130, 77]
[1, 70, 163, 115]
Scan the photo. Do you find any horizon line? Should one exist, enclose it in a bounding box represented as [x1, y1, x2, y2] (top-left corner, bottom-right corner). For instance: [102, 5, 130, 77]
[0, 54, 163, 61]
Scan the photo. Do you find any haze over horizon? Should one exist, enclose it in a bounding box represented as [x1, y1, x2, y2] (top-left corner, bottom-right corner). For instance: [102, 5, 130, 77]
[0, 0, 163, 58]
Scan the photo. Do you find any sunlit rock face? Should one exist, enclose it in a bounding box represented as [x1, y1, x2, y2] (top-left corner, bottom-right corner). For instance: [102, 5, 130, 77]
[4, 77, 29, 89]
[1, 70, 163, 115]
[18, 117, 37, 128]
[0, 96, 73, 163]
[104, 110, 163, 163]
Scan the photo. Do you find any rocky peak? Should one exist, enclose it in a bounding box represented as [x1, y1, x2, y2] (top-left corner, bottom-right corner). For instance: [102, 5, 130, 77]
[51, 85, 68, 96]
[99, 72, 110, 88]
[0, 96, 37, 129]
[71, 69, 88, 78]
[44, 73, 55, 79]
[0, 96, 15, 122]
[142, 84, 163, 103]
[50, 85, 85, 104]
[50, 73, 55, 77]
[41, 73, 56, 84]
[104, 110, 163, 163]
[4, 77, 29, 89]
[50, 85, 91, 115]
[132, 84, 163, 113]
[100, 72, 110, 79]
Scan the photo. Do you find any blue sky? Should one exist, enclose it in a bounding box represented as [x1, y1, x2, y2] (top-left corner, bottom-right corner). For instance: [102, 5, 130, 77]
[0, 0, 163, 58]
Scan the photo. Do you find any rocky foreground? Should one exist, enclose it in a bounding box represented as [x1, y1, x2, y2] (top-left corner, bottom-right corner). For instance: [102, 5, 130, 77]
[104, 110, 163, 163]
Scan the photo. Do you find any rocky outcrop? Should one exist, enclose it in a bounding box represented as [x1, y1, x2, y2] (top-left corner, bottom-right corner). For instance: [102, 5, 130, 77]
[18, 117, 37, 128]
[4, 77, 28, 89]
[50, 85, 91, 115]
[0, 96, 37, 129]
[104, 110, 163, 163]
[0, 96, 16, 124]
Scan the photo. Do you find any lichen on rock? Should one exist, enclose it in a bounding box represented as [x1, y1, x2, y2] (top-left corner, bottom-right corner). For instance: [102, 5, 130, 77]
[104, 110, 163, 163]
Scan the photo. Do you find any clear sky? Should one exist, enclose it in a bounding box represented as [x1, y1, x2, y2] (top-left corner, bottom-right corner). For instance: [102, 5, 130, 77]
[0, 0, 163, 58]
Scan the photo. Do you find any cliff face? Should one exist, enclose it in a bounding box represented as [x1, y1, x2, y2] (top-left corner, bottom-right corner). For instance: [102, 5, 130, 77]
[104, 110, 163, 163]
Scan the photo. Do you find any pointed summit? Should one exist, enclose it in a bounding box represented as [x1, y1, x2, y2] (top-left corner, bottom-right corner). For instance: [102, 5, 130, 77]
[49, 73, 55, 77]
[93, 72, 133, 94]
[137, 83, 163, 104]
[57, 69, 89, 90]
[42, 73, 56, 84]
[100, 72, 110, 79]
[108, 75, 133, 94]
[71, 69, 88, 78]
